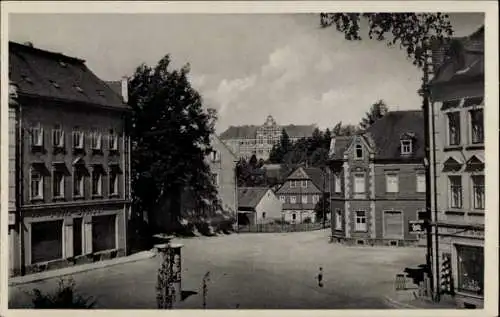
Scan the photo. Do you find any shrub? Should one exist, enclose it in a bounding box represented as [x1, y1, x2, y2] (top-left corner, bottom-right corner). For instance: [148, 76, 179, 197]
[31, 278, 96, 309]
[210, 217, 236, 234]
[194, 221, 216, 236]
[303, 217, 312, 224]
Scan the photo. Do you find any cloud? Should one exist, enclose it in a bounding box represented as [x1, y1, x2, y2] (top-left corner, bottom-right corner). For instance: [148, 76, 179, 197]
[205, 75, 257, 118]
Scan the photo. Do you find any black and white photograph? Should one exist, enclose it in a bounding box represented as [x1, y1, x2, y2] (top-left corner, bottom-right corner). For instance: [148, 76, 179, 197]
[1, 1, 498, 314]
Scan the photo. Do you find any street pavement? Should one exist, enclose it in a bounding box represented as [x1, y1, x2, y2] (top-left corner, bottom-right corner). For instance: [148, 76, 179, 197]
[9, 229, 426, 309]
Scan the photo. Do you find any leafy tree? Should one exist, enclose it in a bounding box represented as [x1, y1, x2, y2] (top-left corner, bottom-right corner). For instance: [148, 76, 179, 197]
[249, 154, 258, 168]
[332, 122, 360, 136]
[310, 148, 329, 169]
[269, 129, 292, 164]
[128, 55, 217, 232]
[359, 99, 388, 130]
[314, 195, 330, 225]
[319, 13, 454, 68]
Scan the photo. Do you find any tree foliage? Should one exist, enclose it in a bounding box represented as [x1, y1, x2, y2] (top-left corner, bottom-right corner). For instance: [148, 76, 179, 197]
[314, 195, 330, 224]
[332, 122, 361, 136]
[359, 99, 389, 130]
[319, 13, 454, 68]
[269, 129, 292, 164]
[128, 55, 218, 230]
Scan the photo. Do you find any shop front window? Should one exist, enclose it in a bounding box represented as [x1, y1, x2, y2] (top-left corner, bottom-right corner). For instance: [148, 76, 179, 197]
[92, 214, 117, 252]
[456, 245, 484, 296]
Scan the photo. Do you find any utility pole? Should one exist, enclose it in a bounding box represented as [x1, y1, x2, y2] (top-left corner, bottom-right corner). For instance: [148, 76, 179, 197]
[420, 35, 439, 302]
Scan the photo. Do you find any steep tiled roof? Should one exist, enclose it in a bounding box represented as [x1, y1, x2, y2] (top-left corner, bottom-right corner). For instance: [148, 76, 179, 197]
[329, 135, 353, 160]
[303, 167, 328, 191]
[105, 80, 123, 98]
[9, 41, 129, 110]
[283, 125, 316, 139]
[219, 124, 315, 139]
[238, 187, 269, 210]
[430, 26, 484, 85]
[220, 125, 259, 139]
[366, 110, 425, 160]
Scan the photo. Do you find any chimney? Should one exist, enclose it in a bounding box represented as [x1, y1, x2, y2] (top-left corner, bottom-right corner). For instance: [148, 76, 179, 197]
[328, 137, 336, 157]
[121, 76, 129, 103]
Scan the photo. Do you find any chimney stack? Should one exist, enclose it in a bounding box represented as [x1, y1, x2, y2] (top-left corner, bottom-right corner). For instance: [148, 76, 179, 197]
[121, 76, 129, 103]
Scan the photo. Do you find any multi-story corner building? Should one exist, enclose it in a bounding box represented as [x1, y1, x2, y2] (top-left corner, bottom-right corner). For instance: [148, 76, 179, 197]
[8, 42, 131, 276]
[276, 166, 331, 224]
[219, 115, 316, 160]
[428, 27, 485, 308]
[207, 135, 238, 216]
[328, 110, 427, 246]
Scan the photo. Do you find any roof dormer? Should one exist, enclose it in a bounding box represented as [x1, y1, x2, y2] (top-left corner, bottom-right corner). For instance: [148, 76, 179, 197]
[400, 132, 416, 155]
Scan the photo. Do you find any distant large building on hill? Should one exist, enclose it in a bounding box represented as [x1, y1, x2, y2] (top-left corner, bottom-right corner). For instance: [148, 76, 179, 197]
[219, 115, 316, 160]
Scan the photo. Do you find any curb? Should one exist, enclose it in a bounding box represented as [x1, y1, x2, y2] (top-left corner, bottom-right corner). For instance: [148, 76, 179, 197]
[9, 250, 157, 287]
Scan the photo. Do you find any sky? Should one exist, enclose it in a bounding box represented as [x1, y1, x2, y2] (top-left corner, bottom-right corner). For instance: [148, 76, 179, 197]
[9, 12, 484, 133]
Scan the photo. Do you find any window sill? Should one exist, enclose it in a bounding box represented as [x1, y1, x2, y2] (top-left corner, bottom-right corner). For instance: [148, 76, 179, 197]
[30, 197, 44, 202]
[354, 230, 368, 233]
[52, 197, 66, 202]
[444, 146, 463, 152]
[445, 210, 466, 215]
[109, 194, 120, 198]
[465, 144, 484, 150]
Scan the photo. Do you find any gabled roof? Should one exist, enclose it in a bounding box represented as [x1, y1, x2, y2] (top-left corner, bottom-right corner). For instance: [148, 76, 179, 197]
[9, 41, 129, 110]
[220, 125, 259, 139]
[211, 134, 238, 160]
[238, 187, 270, 210]
[286, 166, 327, 191]
[365, 110, 425, 160]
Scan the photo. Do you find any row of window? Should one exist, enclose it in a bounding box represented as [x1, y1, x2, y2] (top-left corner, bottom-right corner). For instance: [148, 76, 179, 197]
[289, 180, 308, 188]
[279, 194, 320, 204]
[334, 209, 421, 233]
[30, 168, 120, 201]
[30, 123, 119, 151]
[351, 172, 426, 194]
[353, 140, 414, 160]
[447, 108, 484, 147]
[448, 174, 485, 210]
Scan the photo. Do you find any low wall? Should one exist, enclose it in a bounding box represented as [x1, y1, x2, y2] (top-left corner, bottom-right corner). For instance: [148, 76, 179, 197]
[238, 223, 329, 233]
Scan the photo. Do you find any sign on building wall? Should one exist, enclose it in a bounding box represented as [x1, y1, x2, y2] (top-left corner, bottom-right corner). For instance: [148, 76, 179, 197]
[409, 220, 425, 234]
